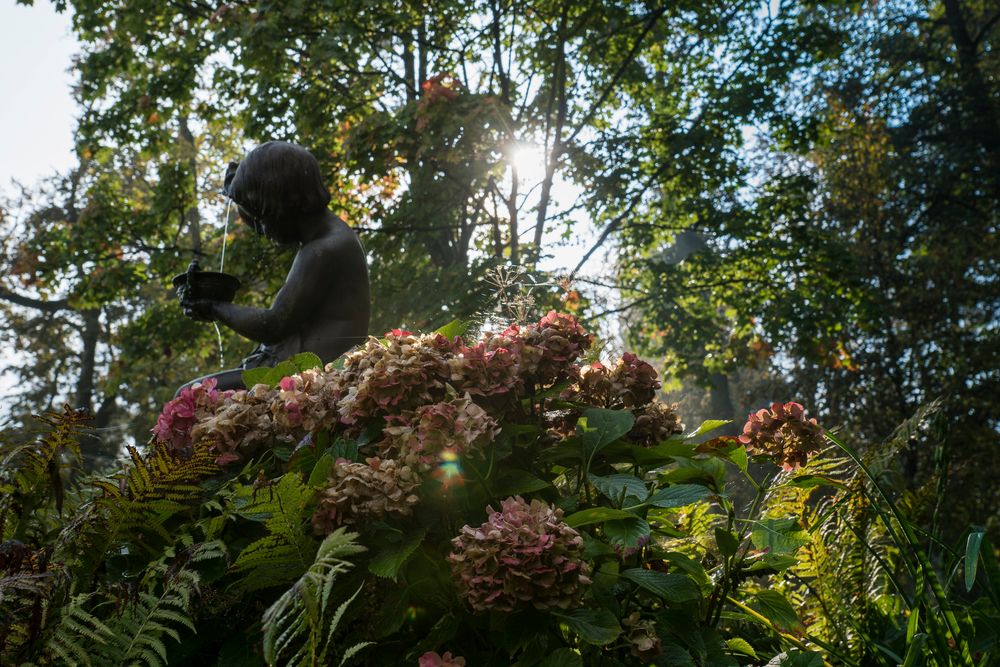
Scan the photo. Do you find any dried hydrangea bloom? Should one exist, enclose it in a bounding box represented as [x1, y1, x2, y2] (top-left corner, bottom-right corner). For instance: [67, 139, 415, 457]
[418, 652, 466, 667]
[738, 401, 825, 470]
[337, 332, 454, 425]
[448, 496, 591, 613]
[629, 400, 683, 447]
[448, 331, 524, 400]
[570, 362, 614, 406]
[611, 352, 660, 407]
[623, 612, 662, 661]
[311, 457, 421, 533]
[565, 353, 659, 409]
[191, 382, 275, 466]
[520, 311, 592, 383]
[153, 378, 233, 454]
[380, 393, 498, 471]
[271, 367, 345, 434]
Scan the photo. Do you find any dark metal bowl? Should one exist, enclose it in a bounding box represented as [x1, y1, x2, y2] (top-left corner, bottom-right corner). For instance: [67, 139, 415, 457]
[172, 270, 241, 302]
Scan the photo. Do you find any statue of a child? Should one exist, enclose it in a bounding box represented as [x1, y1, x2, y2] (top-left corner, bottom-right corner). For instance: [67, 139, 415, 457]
[179, 141, 370, 392]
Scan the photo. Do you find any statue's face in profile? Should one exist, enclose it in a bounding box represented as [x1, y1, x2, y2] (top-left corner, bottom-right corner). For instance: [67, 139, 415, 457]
[236, 203, 298, 245]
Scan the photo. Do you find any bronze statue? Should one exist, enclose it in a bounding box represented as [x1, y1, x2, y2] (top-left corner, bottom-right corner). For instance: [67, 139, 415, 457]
[178, 141, 370, 392]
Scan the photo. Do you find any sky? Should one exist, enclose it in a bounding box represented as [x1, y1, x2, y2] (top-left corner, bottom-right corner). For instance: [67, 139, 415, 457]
[0, 2, 78, 411]
[0, 2, 78, 189]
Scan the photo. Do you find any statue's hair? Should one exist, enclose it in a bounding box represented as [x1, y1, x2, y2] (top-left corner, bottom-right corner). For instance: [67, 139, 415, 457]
[228, 141, 331, 226]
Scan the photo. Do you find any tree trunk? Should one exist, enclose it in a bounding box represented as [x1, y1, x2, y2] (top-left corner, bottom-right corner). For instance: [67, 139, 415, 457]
[73, 309, 101, 412]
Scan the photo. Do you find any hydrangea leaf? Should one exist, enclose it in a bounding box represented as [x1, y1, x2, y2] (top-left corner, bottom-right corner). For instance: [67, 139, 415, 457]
[433, 318, 470, 340]
[588, 473, 648, 506]
[564, 507, 636, 527]
[493, 469, 551, 496]
[368, 529, 426, 580]
[289, 352, 322, 372]
[647, 484, 710, 508]
[620, 569, 700, 602]
[750, 518, 809, 555]
[603, 517, 650, 548]
[685, 420, 731, 439]
[578, 408, 635, 459]
[553, 608, 622, 646]
[726, 638, 757, 659]
[753, 590, 803, 632]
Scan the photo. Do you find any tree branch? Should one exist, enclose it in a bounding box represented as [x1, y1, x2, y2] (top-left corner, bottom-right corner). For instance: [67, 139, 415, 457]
[0, 287, 70, 313]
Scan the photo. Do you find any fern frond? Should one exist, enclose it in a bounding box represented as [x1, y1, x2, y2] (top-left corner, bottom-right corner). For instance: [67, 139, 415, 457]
[262, 528, 370, 667]
[230, 473, 318, 592]
[0, 407, 90, 538]
[41, 594, 115, 667]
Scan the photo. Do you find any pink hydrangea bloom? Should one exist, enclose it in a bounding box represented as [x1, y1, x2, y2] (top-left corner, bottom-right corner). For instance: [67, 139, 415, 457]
[152, 378, 231, 454]
[418, 651, 466, 667]
[448, 496, 591, 613]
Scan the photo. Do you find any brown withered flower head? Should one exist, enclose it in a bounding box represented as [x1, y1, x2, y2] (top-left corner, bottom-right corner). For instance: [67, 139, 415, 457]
[738, 401, 825, 470]
[311, 457, 421, 533]
[628, 400, 683, 447]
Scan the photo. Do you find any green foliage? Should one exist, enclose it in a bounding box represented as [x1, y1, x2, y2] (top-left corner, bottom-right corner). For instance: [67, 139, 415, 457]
[42, 570, 199, 667]
[262, 528, 370, 666]
[229, 473, 318, 592]
[242, 352, 323, 389]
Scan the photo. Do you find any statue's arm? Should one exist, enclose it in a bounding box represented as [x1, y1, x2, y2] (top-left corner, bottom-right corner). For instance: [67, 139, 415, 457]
[207, 242, 339, 344]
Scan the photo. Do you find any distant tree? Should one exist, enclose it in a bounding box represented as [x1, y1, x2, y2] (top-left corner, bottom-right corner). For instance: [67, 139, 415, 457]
[621, 0, 1000, 534]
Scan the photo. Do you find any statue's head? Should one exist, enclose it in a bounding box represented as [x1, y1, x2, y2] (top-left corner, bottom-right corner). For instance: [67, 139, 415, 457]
[223, 141, 331, 243]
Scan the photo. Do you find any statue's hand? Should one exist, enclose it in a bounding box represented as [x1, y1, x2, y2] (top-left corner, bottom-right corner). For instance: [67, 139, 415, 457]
[181, 297, 218, 322]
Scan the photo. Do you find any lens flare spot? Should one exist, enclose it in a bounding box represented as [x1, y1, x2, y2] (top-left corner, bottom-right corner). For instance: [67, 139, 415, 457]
[435, 449, 464, 487]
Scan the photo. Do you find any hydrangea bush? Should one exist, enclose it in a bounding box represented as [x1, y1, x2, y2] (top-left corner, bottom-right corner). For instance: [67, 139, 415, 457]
[5, 312, 993, 666]
[139, 311, 842, 665]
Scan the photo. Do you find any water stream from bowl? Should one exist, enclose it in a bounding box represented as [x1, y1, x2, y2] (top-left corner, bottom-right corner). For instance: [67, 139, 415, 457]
[212, 199, 234, 368]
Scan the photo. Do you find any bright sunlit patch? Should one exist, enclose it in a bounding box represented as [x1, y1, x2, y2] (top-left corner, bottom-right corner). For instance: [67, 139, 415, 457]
[509, 142, 548, 186]
[434, 449, 464, 488]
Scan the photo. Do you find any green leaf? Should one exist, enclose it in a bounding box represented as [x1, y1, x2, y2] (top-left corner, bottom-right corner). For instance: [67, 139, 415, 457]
[581, 534, 617, 560]
[715, 527, 741, 558]
[753, 590, 803, 632]
[308, 452, 336, 488]
[589, 473, 648, 506]
[646, 484, 710, 508]
[327, 438, 361, 462]
[241, 358, 305, 389]
[538, 648, 583, 667]
[564, 507, 637, 527]
[765, 651, 823, 667]
[659, 457, 727, 489]
[493, 469, 551, 496]
[726, 638, 757, 659]
[241, 366, 271, 388]
[620, 569, 700, 602]
[786, 474, 845, 490]
[686, 420, 731, 438]
[290, 352, 323, 372]
[726, 446, 748, 473]
[745, 553, 799, 573]
[578, 408, 635, 458]
[965, 527, 985, 592]
[553, 608, 621, 646]
[434, 318, 470, 339]
[368, 530, 426, 580]
[750, 518, 809, 555]
[603, 518, 650, 548]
